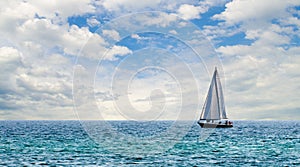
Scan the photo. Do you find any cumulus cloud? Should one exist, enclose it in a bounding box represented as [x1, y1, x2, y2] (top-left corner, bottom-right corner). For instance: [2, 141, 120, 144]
[177, 4, 208, 20]
[17, 19, 62, 46]
[137, 13, 178, 28]
[213, 0, 300, 25]
[62, 25, 94, 55]
[0, 47, 22, 91]
[0, 0, 95, 33]
[204, 1, 300, 48]
[200, 0, 231, 7]
[102, 0, 162, 12]
[0, 47, 22, 66]
[0, 1, 98, 119]
[104, 45, 132, 61]
[102, 29, 121, 41]
[26, 0, 95, 20]
[0, 45, 75, 119]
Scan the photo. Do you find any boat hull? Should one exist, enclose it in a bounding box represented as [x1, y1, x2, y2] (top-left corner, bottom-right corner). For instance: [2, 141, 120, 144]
[198, 122, 233, 128]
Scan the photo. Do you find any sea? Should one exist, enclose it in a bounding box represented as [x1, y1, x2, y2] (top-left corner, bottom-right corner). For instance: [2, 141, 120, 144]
[0, 120, 299, 166]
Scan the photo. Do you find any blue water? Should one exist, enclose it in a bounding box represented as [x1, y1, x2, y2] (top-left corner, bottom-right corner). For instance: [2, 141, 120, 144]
[0, 121, 299, 166]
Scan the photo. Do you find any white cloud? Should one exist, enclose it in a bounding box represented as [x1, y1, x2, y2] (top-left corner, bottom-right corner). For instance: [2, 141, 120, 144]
[0, 45, 75, 119]
[177, 4, 208, 20]
[279, 16, 300, 29]
[0, 0, 97, 119]
[200, 0, 231, 7]
[87, 17, 101, 27]
[104, 45, 132, 61]
[169, 30, 178, 35]
[80, 33, 108, 60]
[102, 29, 121, 41]
[26, 0, 95, 20]
[137, 13, 178, 28]
[0, 47, 22, 65]
[131, 34, 142, 40]
[213, 0, 300, 25]
[62, 25, 94, 55]
[99, 0, 223, 18]
[0, 0, 95, 32]
[1, 10, 98, 59]
[13, 17, 104, 59]
[0, 47, 22, 92]
[17, 18, 62, 46]
[202, 23, 241, 41]
[255, 31, 290, 46]
[102, 0, 162, 12]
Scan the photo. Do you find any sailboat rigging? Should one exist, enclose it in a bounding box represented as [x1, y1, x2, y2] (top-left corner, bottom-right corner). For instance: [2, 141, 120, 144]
[198, 67, 233, 128]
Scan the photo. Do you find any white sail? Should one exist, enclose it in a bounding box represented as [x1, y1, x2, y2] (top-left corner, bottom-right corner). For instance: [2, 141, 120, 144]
[200, 67, 227, 120]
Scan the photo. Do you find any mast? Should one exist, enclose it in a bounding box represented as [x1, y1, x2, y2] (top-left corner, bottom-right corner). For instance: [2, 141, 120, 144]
[216, 67, 227, 119]
[214, 67, 221, 119]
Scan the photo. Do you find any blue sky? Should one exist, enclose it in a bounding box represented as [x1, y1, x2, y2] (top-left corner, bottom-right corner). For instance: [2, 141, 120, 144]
[0, 0, 300, 120]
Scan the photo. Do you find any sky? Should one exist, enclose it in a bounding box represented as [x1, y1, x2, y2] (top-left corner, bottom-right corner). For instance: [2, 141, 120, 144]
[0, 0, 300, 120]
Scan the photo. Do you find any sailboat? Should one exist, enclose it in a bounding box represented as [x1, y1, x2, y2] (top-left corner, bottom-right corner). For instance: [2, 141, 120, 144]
[198, 67, 233, 128]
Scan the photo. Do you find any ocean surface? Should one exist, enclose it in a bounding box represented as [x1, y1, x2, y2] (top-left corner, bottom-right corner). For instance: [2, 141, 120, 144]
[0, 120, 299, 166]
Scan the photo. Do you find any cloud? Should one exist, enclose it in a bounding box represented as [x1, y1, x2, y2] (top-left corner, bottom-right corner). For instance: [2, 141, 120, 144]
[169, 30, 178, 35]
[26, 0, 95, 20]
[0, 0, 96, 119]
[131, 34, 142, 40]
[0, 47, 23, 92]
[200, 0, 231, 7]
[104, 45, 132, 61]
[87, 17, 101, 27]
[62, 25, 94, 55]
[177, 4, 208, 20]
[0, 46, 75, 119]
[102, 29, 121, 41]
[0, 0, 95, 31]
[0, 47, 22, 66]
[285, 16, 300, 25]
[202, 23, 241, 41]
[102, 0, 162, 12]
[137, 13, 178, 28]
[17, 18, 62, 46]
[213, 0, 300, 26]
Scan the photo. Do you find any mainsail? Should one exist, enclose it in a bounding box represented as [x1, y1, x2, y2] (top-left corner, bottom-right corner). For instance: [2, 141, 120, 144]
[200, 67, 227, 120]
